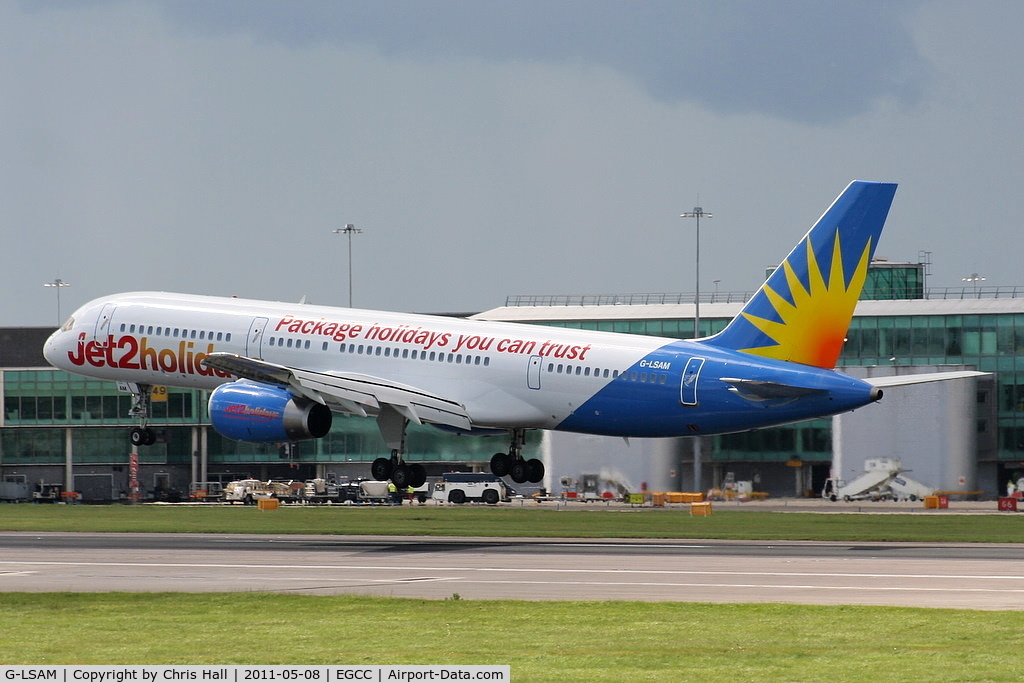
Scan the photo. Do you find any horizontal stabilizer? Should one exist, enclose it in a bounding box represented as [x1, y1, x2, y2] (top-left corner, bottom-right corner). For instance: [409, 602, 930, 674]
[862, 370, 987, 388]
[721, 377, 826, 402]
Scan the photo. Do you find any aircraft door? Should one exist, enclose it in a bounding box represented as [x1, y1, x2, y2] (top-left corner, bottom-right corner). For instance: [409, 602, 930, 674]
[93, 303, 117, 342]
[527, 355, 542, 390]
[680, 357, 705, 406]
[247, 317, 269, 358]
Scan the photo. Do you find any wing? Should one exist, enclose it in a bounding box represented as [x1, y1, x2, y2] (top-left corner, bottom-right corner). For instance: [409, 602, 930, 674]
[200, 352, 472, 430]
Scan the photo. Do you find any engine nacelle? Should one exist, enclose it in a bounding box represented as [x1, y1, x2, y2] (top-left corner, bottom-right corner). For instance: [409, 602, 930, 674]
[209, 380, 332, 443]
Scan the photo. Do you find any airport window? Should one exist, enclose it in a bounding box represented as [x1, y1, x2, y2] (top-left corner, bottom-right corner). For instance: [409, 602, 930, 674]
[304, 340, 310, 349]
[484, 357, 490, 366]
[375, 347, 381, 356]
[322, 342, 328, 351]
[287, 339, 293, 348]
[384, 348, 391, 358]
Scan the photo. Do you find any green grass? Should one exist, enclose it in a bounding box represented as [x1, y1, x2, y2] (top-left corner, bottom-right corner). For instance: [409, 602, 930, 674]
[4, 505, 1022, 679]
[1, 593, 1021, 680]
[1, 503, 1022, 542]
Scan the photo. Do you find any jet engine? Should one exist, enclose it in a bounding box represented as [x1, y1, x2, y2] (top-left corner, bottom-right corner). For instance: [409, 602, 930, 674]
[209, 380, 332, 442]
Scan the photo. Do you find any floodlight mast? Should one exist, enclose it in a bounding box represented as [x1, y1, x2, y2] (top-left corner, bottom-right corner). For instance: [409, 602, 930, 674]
[680, 207, 712, 338]
[43, 278, 71, 326]
[680, 205, 712, 494]
[333, 224, 364, 307]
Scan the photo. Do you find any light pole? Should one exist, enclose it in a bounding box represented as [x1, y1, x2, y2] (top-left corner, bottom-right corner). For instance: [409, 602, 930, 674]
[680, 207, 712, 338]
[43, 278, 70, 326]
[333, 224, 363, 307]
[962, 272, 985, 298]
[680, 205, 712, 494]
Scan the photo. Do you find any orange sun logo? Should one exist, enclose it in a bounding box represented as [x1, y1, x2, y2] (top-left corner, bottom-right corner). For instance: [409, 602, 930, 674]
[738, 229, 871, 369]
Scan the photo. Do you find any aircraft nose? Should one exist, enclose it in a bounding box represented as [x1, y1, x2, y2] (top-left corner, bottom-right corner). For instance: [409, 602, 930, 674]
[43, 328, 65, 368]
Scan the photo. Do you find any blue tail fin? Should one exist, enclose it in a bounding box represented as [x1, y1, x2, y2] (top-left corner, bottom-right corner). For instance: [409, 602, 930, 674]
[705, 180, 898, 369]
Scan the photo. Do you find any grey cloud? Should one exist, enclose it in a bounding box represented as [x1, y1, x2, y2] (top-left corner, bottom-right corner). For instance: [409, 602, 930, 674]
[144, 0, 930, 125]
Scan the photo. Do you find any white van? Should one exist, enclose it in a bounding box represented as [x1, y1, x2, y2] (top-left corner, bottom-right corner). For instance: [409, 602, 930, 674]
[432, 472, 506, 505]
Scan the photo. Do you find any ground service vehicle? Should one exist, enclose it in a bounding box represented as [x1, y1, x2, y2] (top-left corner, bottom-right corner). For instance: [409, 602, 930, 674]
[432, 472, 507, 505]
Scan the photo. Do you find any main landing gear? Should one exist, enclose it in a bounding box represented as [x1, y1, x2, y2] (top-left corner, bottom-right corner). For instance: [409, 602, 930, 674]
[127, 383, 157, 447]
[370, 406, 427, 489]
[489, 429, 544, 484]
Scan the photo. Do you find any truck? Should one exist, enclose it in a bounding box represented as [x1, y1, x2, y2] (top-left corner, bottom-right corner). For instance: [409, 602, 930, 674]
[223, 479, 303, 504]
[822, 457, 934, 502]
[432, 472, 507, 505]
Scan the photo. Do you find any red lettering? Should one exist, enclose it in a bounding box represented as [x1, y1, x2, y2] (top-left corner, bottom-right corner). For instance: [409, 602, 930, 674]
[67, 333, 87, 366]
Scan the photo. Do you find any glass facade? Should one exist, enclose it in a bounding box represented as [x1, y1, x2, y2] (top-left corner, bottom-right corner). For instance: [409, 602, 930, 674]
[530, 304, 1021, 464]
[0, 370, 527, 471]
[0, 287, 1019, 485]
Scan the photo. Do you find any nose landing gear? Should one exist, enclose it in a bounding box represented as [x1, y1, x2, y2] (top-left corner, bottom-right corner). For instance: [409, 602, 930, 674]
[126, 383, 157, 446]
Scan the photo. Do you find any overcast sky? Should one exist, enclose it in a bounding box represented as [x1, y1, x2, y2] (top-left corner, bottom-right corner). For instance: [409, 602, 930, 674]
[3, 1, 1022, 326]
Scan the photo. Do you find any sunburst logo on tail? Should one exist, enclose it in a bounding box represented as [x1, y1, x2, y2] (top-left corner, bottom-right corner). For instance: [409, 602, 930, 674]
[705, 181, 896, 368]
[737, 230, 871, 368]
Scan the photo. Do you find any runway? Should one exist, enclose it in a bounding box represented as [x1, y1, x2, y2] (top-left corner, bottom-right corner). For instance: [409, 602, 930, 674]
[2, 532, 1024, 609]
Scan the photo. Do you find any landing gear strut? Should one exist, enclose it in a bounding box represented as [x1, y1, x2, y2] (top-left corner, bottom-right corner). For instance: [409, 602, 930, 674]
[370, 406, 427, 488]
[489, 429, 544, 484]
[127, 383, 156, 446]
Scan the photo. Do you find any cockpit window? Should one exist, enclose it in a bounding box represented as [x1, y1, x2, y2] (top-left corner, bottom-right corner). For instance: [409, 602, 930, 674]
[60, 316, 75, 332]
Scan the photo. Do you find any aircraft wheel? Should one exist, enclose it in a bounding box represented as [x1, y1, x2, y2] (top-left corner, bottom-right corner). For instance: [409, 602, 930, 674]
[482, 488, 499, 505]
[391, 464, 412, 489]
[490, 452, 511, 477]
[371, 457, 393, 481]
[129, 427, 146, 447]
[448, 489, 466, 505]
[143, 428, 157, 445]
[409, 464, 427, 489]
[526, 458, 545, 483]
[509, 459, 529, 484]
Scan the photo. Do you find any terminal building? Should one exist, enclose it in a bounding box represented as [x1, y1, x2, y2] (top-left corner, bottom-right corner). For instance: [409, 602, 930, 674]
[1, 261, 1020, 501]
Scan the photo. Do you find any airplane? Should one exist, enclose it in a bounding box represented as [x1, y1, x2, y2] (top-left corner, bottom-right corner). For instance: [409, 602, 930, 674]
[43, 181, 983, 489]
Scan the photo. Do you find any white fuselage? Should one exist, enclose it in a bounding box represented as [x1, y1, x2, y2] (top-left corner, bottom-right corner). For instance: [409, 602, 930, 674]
[43, 291, 669, 431]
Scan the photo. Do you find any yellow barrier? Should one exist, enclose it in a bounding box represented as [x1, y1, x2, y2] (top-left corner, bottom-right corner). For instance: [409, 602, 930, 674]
[690, 501, 712, 516]
[923, 495, 940, 509]
[257, 498, 280, 511]
[627, 493, 645, 506]
[651, 492, 665, 507]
